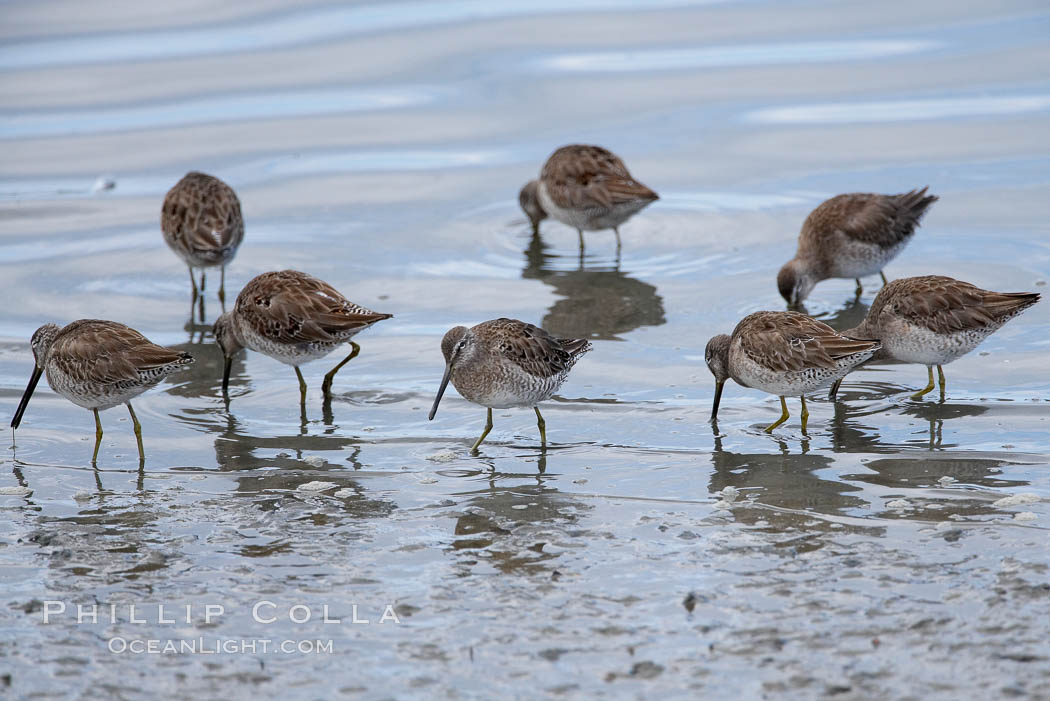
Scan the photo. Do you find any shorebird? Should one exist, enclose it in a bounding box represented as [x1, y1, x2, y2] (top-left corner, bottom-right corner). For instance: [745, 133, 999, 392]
[706, 311, 880, 432]
[519, 144, 658, 248]
[777, 187, 938, 306]
[829, 275, 1040, 400]
[162, 171, 244, 308]
[10, 320, 194, 463]
[428, 318, 591, 452]
[213, 270, 392, 405]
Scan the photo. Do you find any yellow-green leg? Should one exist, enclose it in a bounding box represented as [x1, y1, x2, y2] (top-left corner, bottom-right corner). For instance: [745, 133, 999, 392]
[937, 364, 946, 400]
[188, 266, 198, 303]
[470, 408, 494, 453]
[828, 377, 843, 400]
[534, 407, 547, 445]
[764, 396, 790, 433]
[880, 270, 889, 285]
[577, 229, 585, 250]
[91, 408, 103, 464]
[322, 342, 361, 398]
[218, 265, 226, 306]
[126, 402, 144, 463]
[295, 366, 307, 405]
[800, 396, 809, 433]
[911, 365, 936, 400]
[613, 227, 622, 251]
[854, 278, 863, 296]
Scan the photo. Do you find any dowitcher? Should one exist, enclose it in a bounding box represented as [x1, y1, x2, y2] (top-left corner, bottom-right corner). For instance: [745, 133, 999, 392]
[706, 311, 880, 432]
[162, 171, 244, 307]
[10, 320, 194, 463]
[829, 275, 1040, 400]
[777, 187, 938, 306]
[428, 318, 591, 452]
[213, 270, 392, 405]
[519, 144, 658, 248]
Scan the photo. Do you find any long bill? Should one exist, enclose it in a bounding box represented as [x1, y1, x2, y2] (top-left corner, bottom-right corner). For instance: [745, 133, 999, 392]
[11, 366, 43, 429]
[710, 379, 725, 421]
[428, 363, 453, 421]
[221, 357, 232, 394]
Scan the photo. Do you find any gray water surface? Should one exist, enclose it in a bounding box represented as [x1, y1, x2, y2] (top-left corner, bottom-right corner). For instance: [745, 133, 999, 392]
[1, 1, 1049, 698]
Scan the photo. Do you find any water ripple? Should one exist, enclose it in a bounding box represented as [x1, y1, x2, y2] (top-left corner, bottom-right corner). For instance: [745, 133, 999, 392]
[747, 93, 1050, 124]
[0, 86, 445, 140]
[534, 39, 939, 73]
[0, 0, 717, 71]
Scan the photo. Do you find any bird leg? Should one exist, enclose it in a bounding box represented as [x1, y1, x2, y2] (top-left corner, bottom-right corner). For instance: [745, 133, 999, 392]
[188, 266, 198, 303]
[218, 265, 226, 307]
[828, 378, 843, 401]
[577, 229, 585, 251]
[322, 342, 361, 399]
[91, 408, 103, 464]
[854, 278, 863, 296]
[534, 407, 547, 446]
[764, 396, 790, 433]
[613, 227, 622, 251]
[911, 365, 936, 400]
[800, 396, 809, 434]
[880, 270, 889, 285]
[937, 364, 946, 401]
[470, 408, 494, 453]
[200, 270, 206, 292]
[126, 402, 144, 463]
[295, 366, 307, 406]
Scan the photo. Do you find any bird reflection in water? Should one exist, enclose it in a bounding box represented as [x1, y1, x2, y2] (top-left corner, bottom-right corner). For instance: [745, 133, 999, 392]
[710, 426, 869, 537]
[521, 231, 666, 341]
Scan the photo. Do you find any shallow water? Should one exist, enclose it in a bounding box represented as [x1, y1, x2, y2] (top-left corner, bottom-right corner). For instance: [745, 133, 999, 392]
[2, 0, 1049, 698]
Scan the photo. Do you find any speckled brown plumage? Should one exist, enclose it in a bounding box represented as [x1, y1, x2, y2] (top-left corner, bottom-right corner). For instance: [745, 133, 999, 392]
[430, 318, 592, 451]
[778, 187, 938, 305]
[230, 270, 390, 348]
[162, 171, 244, 307]
[832, 275, 1040, 400]
[213, 270, 392, 404]
[520, 144, 658, 244]
[539, 145, 657, 213]
[850, 275, 1040, 338]
[705, 311, 880, 432]
[162, 172, 243, 268]
[11, 319, 194, 463]
[734, 311, 882, 374]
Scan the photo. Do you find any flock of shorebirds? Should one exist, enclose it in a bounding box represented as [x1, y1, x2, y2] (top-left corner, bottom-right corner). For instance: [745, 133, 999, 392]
[9, 144, 1042, 463]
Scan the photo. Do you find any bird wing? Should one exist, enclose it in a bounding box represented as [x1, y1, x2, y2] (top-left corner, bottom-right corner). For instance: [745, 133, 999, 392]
[878, 275, 1039, 334]
[51, 320, 189, 385]
[487, 318, 590, 379]
[236, 271, 391, 345]
[737, 312, 879, 373]
[541, 145, 657, 211]
[162, 172, 244, 254]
